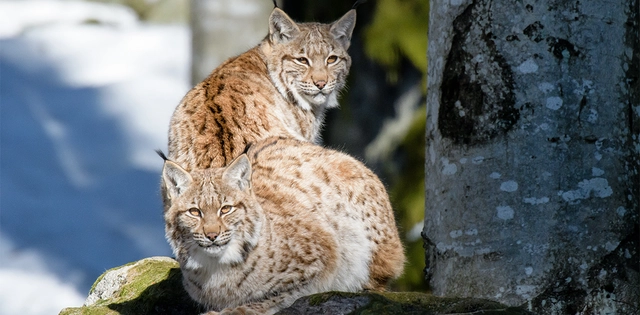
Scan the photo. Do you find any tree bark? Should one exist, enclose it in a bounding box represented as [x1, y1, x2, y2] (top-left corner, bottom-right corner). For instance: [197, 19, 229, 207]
[190, 0, 276, 84]
[424, 0, 639, 314]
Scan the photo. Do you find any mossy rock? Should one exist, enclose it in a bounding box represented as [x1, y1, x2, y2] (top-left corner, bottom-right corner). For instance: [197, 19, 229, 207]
[59, 256, 203, 315]
[60, 257, 531, 315]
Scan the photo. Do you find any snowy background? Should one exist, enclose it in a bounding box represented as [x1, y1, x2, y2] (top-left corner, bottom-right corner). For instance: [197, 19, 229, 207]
[0, 1, 190, 313]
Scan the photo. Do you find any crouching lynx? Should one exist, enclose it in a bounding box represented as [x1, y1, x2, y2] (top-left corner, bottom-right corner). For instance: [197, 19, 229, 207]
[169, 7, 356, 170]
[160, 137, 405, 315]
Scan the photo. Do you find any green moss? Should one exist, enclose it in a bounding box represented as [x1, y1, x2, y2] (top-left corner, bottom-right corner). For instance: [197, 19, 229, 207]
[107, 260, 201, 314]
[63, 258, 531, 315]
[59, 257, 202, 315]
[116, 259, 178, 300]
[58, 306, 118, 315]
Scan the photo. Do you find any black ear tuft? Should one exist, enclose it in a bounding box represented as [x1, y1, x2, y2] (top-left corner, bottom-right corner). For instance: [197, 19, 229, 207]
[156, 150, 168, 161]
[272, 0, 278, 8]
[352, 0, 368, 10]
[242, 142, 253, 155]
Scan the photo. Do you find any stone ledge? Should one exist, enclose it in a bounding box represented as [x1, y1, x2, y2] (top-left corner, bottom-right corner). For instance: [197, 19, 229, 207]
[281, 291, 531, 314]
[59, 257, 532, 315]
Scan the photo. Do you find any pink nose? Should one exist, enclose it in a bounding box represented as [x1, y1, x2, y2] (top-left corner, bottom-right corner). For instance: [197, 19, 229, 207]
[314, 80, 326, 90]
[206, 232, 219, 241]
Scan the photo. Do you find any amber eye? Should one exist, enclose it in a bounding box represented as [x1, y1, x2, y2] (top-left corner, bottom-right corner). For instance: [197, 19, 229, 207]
[220, 205, 233, 215]
[295, 57, 309, 65]
[187, 208, 202, 217]
[327, 55, 338, 64]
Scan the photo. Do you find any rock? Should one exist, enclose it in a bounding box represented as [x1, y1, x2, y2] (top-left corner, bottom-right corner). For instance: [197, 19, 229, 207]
[279, 291, 532, 315]
[60, 257, 532, 315]
[59, 256, 203, 315]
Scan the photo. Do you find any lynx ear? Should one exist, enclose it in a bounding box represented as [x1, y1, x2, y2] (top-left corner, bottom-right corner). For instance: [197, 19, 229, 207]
[330, 10, 356, 50]
[162, 160, 192, 199]
[269, 8, 300, 44]
[223, 155, 252, 191]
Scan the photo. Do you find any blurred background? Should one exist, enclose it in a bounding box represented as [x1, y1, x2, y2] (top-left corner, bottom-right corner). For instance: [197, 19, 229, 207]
[0, 0, 427, 313]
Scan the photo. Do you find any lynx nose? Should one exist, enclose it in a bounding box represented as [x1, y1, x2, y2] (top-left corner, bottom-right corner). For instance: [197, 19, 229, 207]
[314, 80, 326, 90]
[206, 232, 219, 241]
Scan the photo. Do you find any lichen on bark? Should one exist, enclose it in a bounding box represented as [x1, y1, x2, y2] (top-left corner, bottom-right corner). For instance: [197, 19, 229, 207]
[425, 0, 640, 313]
[439, 0, 518, 145]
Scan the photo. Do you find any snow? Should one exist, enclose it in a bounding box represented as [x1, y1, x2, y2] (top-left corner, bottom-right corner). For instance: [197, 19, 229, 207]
[0, 236, 86, 314]
[0, 0, 137, 39]
[0, 1, 190, 314]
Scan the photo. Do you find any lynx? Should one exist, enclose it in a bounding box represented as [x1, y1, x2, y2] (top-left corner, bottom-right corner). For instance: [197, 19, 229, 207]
[160, 137, 405, 315]
[168, 7, 356, 170]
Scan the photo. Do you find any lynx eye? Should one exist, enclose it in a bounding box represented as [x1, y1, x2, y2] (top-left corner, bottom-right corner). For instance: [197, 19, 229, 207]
[187, 208, 202, 217]
[327, 55, 338, 64]
[219, 205, 233, 215]
[295, 57, 309, 65]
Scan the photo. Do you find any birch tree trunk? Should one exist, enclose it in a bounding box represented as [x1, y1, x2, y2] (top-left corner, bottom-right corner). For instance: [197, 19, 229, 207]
[190, 0, 276, 84]
[424, 0, 639, 313]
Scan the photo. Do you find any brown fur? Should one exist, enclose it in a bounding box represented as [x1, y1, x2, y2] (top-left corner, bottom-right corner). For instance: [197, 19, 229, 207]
[168, 8, 356, 171]
[161, 137, 405, 315]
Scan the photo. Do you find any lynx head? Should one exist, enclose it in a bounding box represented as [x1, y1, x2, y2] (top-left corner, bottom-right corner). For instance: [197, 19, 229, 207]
[161, 155, 262, 265]
[262, 8, 356, 111]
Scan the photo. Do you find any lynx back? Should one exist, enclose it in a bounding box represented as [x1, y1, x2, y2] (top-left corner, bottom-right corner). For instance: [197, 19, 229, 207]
[168, 8, 356, 170]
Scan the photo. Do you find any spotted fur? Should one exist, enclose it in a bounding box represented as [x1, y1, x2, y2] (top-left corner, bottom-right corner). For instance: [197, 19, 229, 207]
[168, 8, 356, 171]
[161, 137, 405, 315]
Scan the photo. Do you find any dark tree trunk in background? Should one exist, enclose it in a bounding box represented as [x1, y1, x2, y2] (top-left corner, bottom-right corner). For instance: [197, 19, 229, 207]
[424, 0, 639, 313]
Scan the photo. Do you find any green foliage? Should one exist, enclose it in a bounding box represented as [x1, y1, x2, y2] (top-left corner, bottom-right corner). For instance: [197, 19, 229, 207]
[364, 0, 429, 83]
[389, 106, 427, 292]
[362, 0, 429, 292]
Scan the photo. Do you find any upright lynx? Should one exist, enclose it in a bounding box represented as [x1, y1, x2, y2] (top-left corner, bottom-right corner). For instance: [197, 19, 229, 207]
[161, 137, 405, 315]
[169, 7, 355, 170]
